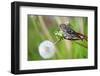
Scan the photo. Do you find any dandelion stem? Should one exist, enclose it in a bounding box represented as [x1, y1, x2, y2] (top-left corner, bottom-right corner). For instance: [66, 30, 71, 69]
[54, 38, 62, 45]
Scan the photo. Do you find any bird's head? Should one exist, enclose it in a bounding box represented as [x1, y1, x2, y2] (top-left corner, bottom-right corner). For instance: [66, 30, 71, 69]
[59, 24, 67, 30]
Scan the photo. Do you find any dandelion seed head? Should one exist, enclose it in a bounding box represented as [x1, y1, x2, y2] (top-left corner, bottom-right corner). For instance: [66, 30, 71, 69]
[38, 40, 56, 59]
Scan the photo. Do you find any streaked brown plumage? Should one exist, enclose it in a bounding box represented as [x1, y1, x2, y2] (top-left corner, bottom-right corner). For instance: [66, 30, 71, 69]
[59, 24, 87, 41]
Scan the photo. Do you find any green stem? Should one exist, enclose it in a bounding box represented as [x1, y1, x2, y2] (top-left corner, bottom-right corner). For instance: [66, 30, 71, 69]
[74, 41, 88, 48]
[54, 38, 62, 45]
[54, 37, 87, 48]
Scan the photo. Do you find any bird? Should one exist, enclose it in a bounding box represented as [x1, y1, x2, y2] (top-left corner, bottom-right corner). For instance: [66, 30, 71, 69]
[59, 24, 87, 41]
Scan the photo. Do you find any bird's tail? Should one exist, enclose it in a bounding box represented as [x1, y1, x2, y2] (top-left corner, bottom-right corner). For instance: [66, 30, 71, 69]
[76, 33, 88, 41]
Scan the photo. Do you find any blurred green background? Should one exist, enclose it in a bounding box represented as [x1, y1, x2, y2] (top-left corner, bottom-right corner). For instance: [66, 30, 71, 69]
[28, 15, 88, 61]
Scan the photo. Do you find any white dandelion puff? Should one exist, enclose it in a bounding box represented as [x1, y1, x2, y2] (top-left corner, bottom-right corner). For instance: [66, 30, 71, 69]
[38, 40, 56, 59]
